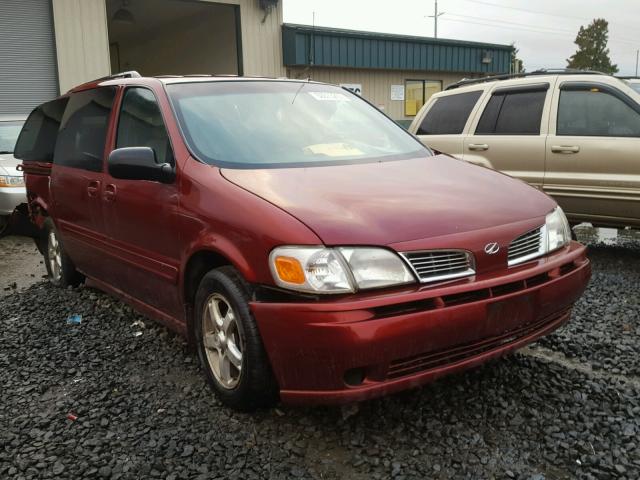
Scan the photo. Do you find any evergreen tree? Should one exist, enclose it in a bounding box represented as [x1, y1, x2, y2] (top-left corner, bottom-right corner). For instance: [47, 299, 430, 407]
[567, 18, 618, 74]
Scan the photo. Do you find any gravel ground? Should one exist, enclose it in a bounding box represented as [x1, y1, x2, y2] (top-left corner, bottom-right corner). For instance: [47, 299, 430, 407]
[0, 236, 45, 296]
[0, 231, 639, 480]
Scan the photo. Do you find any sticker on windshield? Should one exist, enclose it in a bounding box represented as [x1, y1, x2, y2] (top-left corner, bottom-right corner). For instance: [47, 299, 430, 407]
[308, 91, 351, 102]
[304, 143, 364, 157]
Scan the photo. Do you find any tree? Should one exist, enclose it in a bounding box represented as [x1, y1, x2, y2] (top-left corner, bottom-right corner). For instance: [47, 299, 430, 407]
[567, 18, 618, 74]
[510, 43, 524, 73]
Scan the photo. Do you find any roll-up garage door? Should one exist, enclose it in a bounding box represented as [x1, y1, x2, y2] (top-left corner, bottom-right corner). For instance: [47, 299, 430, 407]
[0, 0, 59, 115]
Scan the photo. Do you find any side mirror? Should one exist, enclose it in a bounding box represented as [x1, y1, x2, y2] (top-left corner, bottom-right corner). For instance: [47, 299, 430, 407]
[108, 147, 175, 184]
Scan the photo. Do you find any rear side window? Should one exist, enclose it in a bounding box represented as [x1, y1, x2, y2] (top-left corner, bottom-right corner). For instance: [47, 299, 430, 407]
[53, 88, 116, 172]
[116, 88, 174, 166]
[558, 88, 640, 137]
[417, 91, 482, 135]
[14, 98, 69, 162]
[476, 88, 547, 135]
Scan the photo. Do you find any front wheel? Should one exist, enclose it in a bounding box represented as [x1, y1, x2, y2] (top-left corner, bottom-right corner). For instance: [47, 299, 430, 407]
[194, 266, 278, 411]
[43, 218, 83, 287]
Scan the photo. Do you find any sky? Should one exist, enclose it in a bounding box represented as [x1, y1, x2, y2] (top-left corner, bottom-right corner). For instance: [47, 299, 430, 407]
[283, 0, 640, 76]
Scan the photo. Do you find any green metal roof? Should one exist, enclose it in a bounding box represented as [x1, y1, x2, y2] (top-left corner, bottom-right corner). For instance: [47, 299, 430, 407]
[283, 24, 513, 74]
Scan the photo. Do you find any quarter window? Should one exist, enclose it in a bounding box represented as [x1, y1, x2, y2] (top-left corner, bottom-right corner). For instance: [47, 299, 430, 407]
[116, 88, 174, 165]
[14, 98, 69, 162]
[53, 88, 116, 172]
[417, 91, 482, 135]
[405, 80, 442, 116]
[557, 88, 640, 137]
[476, 89, 546, 135]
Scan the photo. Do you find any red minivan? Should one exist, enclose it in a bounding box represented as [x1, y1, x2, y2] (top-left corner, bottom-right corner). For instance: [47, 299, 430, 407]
[15, 72, 590, 410]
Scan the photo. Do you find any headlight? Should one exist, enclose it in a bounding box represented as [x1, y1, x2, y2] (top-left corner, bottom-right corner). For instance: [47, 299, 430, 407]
[545, 206, 571, 252]
[0, 175, 24, 188]
[269, 246, 415, 294]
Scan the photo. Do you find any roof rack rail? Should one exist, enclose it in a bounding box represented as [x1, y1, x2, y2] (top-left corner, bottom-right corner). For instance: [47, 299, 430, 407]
[446, 68, 607, 90]
[94, 71, 142, 82]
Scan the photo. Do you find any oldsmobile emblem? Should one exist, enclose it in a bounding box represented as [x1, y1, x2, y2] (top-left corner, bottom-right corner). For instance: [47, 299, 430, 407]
[484, 242, 500, 255]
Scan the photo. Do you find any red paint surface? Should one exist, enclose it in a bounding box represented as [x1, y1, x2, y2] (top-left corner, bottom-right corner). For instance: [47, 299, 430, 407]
[23, 77, 591, 404]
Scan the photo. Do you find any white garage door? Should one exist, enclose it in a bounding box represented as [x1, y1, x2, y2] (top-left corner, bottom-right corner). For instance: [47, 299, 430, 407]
[0, 0, 59, 115]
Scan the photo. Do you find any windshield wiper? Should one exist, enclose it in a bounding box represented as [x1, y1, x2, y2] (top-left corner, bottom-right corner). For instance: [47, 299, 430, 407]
[0, 151, 13, 154]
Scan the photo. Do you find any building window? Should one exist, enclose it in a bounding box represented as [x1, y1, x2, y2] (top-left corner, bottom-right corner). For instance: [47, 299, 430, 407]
[405, 80, 442, 116]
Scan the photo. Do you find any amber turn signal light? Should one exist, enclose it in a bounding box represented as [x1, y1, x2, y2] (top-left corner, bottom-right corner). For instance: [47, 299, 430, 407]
[274, 256, 306, 284]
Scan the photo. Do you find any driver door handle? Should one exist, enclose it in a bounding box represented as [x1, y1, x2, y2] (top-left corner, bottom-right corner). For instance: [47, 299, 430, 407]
[104, 184, 117, 203]
[87, 180, 100, 198]
[551, 145, 580, 154]
[468, 143, 489, 151]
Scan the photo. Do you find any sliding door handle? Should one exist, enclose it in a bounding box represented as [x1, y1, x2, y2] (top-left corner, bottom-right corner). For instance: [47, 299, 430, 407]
[551, 145, 580, 154]
[468, 143, 489, 151]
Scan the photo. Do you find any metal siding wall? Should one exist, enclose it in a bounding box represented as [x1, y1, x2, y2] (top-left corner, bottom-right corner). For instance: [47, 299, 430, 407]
[244, 0, 284, 76]
[210, 0, 284, 76]
[52, 0, 110, 93]
[283, 27, 512, 75]
[0, 0, 58, 115]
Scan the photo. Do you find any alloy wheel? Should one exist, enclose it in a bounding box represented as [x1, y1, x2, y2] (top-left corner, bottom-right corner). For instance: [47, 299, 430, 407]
[202, 293, 244, 389]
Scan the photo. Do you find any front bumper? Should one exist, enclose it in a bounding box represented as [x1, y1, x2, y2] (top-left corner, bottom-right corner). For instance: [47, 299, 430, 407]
[0, 186, 26, 216]
[250, 242, 591, 405]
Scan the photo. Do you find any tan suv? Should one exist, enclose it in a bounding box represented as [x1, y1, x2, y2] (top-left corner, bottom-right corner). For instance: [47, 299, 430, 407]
[409, 70, 640, 229]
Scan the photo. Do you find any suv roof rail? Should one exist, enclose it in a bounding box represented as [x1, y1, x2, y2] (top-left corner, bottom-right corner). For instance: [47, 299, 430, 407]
[94, 71, 142, 82]
[446, 68, 607, 90]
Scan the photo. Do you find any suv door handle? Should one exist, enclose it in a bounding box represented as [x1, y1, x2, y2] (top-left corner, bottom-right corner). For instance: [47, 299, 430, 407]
[104, 184, 117, 203]
[551, 145, 580, 154]
[87, 180, 100, 197]
[468, 143, 489, 151]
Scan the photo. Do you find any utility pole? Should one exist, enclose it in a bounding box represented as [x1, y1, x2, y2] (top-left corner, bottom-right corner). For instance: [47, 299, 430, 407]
[428, 0, 445, 38]
[636, 49, 639, 77]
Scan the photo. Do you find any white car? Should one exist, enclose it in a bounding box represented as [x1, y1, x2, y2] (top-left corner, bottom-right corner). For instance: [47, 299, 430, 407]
[625, 78, 640, 95]
[0, 116, 27, 235]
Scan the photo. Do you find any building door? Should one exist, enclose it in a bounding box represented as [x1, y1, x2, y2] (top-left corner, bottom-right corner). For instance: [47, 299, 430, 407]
[0, 0, 59, 115]
[106, 0, 241, 77]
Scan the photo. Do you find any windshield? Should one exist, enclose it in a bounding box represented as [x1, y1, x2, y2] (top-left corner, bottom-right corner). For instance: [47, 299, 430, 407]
[167, 81, 427, 168]
[0, 121, 24, 154]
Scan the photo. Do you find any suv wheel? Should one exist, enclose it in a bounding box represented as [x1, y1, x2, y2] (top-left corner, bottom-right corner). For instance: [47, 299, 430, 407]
[43, 218, 83, 287]
[194, 266, 278, 411]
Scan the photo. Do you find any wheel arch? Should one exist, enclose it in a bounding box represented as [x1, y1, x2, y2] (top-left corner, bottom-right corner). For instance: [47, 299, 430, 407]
[182, 249, 240, 345]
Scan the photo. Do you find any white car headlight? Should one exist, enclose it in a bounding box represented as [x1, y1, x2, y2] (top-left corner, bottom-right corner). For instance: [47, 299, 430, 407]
[0, 175, 24, 188]
[545, 206, 571, 253]
[269, 246, 415, 294]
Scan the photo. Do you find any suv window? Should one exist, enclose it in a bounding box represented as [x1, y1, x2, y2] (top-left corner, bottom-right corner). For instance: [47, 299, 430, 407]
[417, 91, 482, 135]
[53, 88, 116, 172]
[476, 88, 547, 135]
[116, 87, 174, 165]
[14, 98, 69, 162]
[558, 87, 640, 137]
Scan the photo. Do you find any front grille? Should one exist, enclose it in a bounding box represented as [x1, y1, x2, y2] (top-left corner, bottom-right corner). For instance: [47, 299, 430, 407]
[508, 227, 544, 266]
[401, 250, 475, 283]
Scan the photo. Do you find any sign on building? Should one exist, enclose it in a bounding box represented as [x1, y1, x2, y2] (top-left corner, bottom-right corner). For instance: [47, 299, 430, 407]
[390, 84, 405, 101]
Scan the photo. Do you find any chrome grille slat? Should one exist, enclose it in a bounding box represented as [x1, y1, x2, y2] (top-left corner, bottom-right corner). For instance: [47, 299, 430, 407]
[412, 258, 471, 267]
[401, 250, 475, 283]
[414, 262, 471, 272]
[508, 226, 544, 265]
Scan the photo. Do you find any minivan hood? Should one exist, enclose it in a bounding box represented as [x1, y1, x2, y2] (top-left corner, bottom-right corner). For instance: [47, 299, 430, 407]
[221, 155, 556, 245]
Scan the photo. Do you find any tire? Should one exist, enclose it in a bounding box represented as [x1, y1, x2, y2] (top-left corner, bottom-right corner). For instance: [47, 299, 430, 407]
[194, 266, 278, 411]
[0, 216, 9, 237]
[43, 218, 84, 287]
